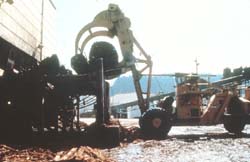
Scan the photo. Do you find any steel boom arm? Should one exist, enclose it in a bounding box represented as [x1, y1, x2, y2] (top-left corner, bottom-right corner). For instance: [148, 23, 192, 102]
[75, 4, 152, 114]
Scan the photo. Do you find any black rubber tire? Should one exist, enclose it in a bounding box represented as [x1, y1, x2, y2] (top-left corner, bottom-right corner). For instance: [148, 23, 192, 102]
[227, 96, 245, 114]
[139, 108, 172, 139]
[223, 113, 246, 134]
[223, 96, 246, 134]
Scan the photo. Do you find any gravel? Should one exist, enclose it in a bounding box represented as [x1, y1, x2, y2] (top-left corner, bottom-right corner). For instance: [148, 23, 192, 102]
[1, 119, 250, 162]
[104, 125, 250, 162]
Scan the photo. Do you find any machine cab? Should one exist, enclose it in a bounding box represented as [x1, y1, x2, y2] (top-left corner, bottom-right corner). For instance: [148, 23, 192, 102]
[175, 73, 208, 120]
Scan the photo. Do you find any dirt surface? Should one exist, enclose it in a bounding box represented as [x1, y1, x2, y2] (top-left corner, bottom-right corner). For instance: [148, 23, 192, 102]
[1, 119, 250, 162]
[104, 123, 250, 162]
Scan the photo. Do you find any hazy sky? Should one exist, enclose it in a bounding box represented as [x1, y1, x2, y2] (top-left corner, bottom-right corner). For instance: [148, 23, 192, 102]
[54, 0, 250, 74]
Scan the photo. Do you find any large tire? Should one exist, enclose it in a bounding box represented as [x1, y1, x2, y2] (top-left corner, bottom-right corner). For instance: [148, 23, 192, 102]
[223, 96, 246, 134]
[139, 108, 172, 139]
[223, 113, 246, 134]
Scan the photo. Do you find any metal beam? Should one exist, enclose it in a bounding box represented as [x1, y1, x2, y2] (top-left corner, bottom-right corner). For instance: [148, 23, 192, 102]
[111, 92, 175, 112]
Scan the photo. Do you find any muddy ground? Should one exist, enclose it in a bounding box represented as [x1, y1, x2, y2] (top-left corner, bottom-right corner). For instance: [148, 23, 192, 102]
[1, 119, 250, 161]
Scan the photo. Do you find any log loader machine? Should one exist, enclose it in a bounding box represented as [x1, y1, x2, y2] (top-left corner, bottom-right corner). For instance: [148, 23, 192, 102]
[75, 4, 250, 139]
[143, 73, 250, 138]
[74, 3, 153, 114]
[0, 3, 153, 145]
[0, 3, 249, 144]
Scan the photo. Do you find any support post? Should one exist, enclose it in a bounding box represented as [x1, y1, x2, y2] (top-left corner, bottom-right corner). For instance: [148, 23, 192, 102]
[96, 58, 105, 125]
[76, 96, 80, 130]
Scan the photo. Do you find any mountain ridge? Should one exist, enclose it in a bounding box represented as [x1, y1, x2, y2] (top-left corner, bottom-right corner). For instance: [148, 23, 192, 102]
[110, 75, 222, 96]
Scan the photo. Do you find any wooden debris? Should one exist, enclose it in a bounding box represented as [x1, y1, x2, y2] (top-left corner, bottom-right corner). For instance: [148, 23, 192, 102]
[54, 146, 115, 162]
[0, 145, 115, 162]
[0, 120, 145, 161]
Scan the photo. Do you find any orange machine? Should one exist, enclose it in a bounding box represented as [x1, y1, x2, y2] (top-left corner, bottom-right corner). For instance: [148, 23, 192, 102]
[140, 73, 250, 138]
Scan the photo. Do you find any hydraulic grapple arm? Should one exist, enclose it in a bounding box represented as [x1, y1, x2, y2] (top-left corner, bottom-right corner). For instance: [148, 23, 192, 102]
[75, 4, 152, 114]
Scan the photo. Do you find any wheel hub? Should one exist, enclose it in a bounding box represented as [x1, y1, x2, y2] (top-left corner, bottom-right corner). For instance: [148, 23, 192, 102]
[152, 118, 162, 128]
